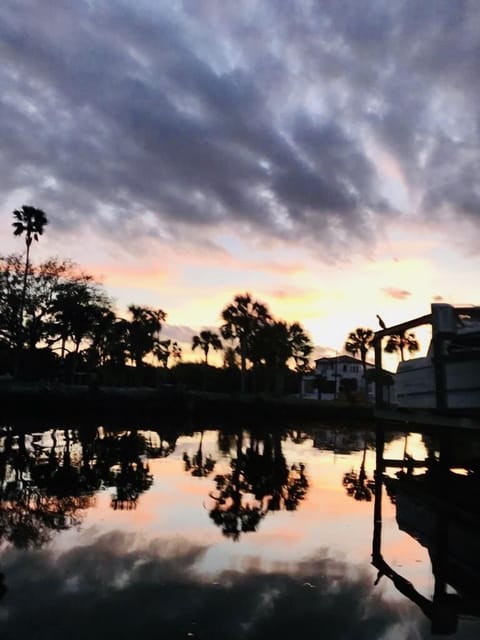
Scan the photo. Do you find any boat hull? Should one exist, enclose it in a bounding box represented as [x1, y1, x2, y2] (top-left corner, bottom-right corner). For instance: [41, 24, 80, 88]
[395, 357, 480, 409]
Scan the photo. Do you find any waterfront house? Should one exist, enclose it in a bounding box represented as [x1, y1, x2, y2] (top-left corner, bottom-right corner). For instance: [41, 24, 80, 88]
[301, 355, 395, 402]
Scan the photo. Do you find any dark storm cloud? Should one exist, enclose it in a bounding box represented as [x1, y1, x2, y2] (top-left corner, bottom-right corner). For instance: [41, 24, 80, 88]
[1, 0, 479, 251]
[1, 530, 432, 639]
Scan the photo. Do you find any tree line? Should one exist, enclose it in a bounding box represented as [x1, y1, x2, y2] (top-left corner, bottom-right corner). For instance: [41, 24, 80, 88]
[1, 206, 313, 394]
[2, 205, 419, 393]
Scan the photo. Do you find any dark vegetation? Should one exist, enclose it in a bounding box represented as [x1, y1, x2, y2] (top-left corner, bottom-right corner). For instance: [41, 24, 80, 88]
[0, 423, 379, 550]
[1, 207, 314, 403]
[0, 206, 412, 420]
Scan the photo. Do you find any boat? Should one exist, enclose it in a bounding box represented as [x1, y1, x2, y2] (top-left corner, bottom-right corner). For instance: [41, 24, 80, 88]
[392, 304, 480, 410]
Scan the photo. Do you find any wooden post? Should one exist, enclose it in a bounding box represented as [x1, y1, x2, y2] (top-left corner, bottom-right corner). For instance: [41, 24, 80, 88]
[374, 337, 383, 407]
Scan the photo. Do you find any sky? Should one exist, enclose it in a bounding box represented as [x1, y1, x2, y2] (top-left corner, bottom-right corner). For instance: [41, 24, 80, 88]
[2, 0, 480, 364]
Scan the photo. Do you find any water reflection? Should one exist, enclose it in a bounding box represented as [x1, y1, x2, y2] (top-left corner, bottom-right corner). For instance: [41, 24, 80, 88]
[183, 430, 217, 477]
[0, 422, 479, 638]
[0, 427, 177, 548]
[205, 430, 308, 540]
[343, 439, 375, 502]
[0, 530, 431, 640]
[0, 429, 95, 549]
[373, 426, 480, 636]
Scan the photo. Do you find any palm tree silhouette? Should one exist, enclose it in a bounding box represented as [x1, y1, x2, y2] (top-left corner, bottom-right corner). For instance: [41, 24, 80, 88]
[206, 432, 309, 540]
[344, 327, 374, 392]
[220, 293, 271, 393]
[126, 305, 166, 367]
[12, 205, 48, 349]
[384, 331, 420, 361]
[191, 330, 223, 365]
[183, 431, 216, 477]
[343, 440, 374, 501]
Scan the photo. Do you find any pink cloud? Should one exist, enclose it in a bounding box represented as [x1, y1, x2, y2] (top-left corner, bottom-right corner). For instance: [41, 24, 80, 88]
[381, 287, 412, 300]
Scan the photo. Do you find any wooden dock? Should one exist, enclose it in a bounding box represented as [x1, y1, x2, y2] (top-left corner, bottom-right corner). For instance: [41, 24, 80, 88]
[374, 406, 480, 431]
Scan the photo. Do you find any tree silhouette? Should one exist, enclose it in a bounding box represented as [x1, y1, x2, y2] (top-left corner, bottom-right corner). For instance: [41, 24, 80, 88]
[0, 255, 114, 378]
[0, 254, 24, 351]
[126, 305, 166, 367]
[249, 320, 312, 395]
[344, 327, 374, 391]
[50, 276, 110, 361]
[220, 293, 271, 393]
[384, 331, 420, 361]
[183, 431, 216, 477]
[83, 305, 119, 367]
[342, 441, 374, 502]
[94, 430, 153, 510]
[12, 206, 48, 356]
[154, 339, 182, 368]
[192, 330, 223, 365]
[0, 429, 96, 549]
[222, 346, 239, 369]
[206, 431, 308, 540]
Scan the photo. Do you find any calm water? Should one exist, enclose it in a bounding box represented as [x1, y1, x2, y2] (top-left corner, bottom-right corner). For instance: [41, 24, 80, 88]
[0, 422, 479, 639]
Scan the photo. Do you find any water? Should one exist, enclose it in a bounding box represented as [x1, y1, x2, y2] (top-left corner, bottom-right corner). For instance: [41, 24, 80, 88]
[1, 423, 479, 639]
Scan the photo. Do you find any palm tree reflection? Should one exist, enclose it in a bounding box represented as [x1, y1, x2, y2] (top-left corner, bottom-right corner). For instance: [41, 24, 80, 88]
[183, 431, 216, 478]
[0, 429, 97, 549]
[95, 430, 153, 510]
[0, 426, 175, 546]
[201, 431, 309, 540]
[342, 440, 375, 502]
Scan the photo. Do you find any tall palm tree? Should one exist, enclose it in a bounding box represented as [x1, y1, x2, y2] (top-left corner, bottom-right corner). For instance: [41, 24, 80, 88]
[192, 330, 222, 365]
[384, 331, 419, 361]
[220, 293, 271, 393]
[12, 205, 48, 351]
[344, 327, 374, 391]
[249, 320, 312, 395]
[126, 305, 166, 367]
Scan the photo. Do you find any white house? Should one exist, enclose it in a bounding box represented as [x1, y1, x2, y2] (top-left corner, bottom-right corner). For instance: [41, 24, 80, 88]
[301, 355, 395, 403]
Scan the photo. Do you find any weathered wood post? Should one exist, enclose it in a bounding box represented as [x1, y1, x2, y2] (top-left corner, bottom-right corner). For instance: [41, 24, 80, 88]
[374, 335, 383, 407]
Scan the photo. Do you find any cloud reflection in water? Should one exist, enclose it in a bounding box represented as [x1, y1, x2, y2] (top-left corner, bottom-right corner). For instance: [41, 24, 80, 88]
[0, 530, 434, 640]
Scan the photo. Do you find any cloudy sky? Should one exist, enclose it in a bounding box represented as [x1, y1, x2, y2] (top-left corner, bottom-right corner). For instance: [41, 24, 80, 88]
[2, 0, 480, 359]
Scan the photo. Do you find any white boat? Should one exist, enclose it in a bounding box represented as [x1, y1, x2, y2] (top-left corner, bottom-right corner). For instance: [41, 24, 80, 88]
[395, 304, 480, 410]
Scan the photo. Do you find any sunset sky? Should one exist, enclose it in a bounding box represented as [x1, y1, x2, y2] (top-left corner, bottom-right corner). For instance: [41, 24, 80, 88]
[2, 1, 480, 363]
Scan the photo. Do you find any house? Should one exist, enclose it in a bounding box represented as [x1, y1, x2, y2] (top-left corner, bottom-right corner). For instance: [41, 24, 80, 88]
[301, 355, 395, 403]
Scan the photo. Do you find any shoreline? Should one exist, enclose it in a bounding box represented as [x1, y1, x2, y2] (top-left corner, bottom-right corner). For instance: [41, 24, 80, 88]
[0, 384, 374, 428]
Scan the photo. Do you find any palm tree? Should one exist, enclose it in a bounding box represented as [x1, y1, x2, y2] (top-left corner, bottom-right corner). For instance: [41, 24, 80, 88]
[12, 205, 48, 345]
[288, 322, 313, 371]
[192, 330, 223, 365]
[384, 331, 420, 361]
[249, 320, 313, 395]
[126, 305, 166, 367]
[220, 293, 271, 393]
[154, 339, 182, 368]
[344, 327, 374, 391]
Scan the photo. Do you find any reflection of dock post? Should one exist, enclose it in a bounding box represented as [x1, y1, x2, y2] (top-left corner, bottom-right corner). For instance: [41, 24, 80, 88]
[372, 420, 385, 559]
[430, 429, 459, 635]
